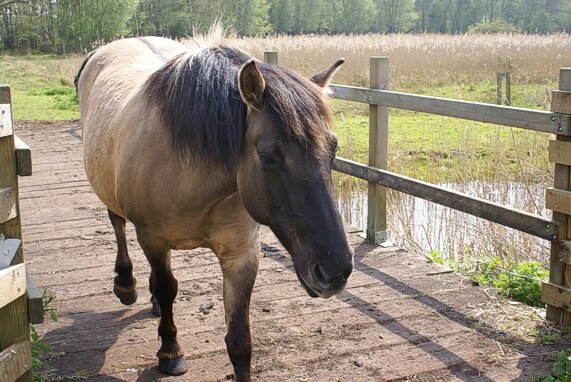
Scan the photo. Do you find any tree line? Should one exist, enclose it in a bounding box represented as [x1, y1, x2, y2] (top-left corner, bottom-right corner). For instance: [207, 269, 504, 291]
[1, 0, 570, 54]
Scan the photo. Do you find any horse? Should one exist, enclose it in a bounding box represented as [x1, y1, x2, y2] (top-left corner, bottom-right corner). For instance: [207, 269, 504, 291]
[76, 32, 354, 380]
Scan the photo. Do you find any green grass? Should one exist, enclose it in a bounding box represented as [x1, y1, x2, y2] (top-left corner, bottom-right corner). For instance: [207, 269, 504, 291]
[331, 80, 553, 183]
[0, 54, 81, 120]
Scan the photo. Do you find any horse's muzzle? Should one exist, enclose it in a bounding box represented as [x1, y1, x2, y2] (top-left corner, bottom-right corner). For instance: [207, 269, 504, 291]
[301, 261, 352, 299]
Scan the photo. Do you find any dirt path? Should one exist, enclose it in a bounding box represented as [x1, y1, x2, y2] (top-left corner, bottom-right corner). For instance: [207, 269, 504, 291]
[15, 121, 569, 381]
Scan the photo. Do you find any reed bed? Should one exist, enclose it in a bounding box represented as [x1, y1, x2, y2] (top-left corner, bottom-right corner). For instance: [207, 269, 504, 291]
[230, 33, 571, 88]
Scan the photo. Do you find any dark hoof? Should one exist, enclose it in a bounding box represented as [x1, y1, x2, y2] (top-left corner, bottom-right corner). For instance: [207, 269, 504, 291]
[158, 357, 188, 376]
[113, 285, 138, 305]
[151, 301, 161, 317]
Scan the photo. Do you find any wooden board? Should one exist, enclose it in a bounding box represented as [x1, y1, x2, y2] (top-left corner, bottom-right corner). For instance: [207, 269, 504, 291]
[542, 282, 571, 312]
[0, 187, 17, 224]
[546, 187, 571, 215]
[0, 341, 32, 382]
[330, 84, 571, 135]
[333, 157, 558, 241]
[0, 263, 25, 310]
[552, 90, 571, 114]
[26, 269, 43, 325]
[14, 136, 32, 177]
[549, 140, 571, 166]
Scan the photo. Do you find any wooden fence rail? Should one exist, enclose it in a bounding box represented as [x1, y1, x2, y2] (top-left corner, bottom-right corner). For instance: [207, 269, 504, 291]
[329, 84, 571, 135]
[264, 52, 571, 325]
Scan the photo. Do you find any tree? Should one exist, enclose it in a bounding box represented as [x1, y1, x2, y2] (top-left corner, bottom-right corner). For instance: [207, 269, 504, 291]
[377, 0, 418, 33]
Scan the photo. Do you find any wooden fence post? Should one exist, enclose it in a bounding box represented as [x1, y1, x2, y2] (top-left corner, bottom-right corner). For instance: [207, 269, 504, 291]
[543, 68, 571, 325]
[0, 85, 33, 381]
[264, 51, 278, 65]
[496, 72, 511, 106]
[366, 57, 389, 243]
[496, 73, 503, 105]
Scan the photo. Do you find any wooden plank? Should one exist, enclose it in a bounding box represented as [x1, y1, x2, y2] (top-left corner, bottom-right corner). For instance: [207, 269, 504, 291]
[552, 91, 571, 114]
[549, 140, 571, 166]
[14, 136, 32, 177]
[546, 188, 571, 215]
[333, 157, 558, 241]
[0, 263, 25, 310]
[542, 282, 571, 312]
[26, 269, 43, 324]
[0, 103, 13, 138]
[0, 341, 32, 382]
[0, 187, 17, 224]
[329, 84, 571, 135]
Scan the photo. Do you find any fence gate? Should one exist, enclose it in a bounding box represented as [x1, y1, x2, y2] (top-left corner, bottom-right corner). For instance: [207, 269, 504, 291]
[0, 85, 42, 382]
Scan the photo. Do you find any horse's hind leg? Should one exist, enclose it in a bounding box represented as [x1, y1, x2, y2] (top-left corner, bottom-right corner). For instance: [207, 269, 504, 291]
[108, 209, 138, 305]
[136, 227, 187, 376]
[149, 271, 161, 317]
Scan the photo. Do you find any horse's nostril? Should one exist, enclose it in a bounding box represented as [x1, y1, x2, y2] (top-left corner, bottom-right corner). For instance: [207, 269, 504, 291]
[313, 264, 327, 285]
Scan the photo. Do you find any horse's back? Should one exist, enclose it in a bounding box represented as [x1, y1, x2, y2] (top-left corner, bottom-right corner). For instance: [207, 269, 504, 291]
[78, 37, 188, 214]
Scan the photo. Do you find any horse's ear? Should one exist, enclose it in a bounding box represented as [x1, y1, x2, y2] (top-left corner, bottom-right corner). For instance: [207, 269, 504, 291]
[239, 59, 265, 110]
[310, 58, 345, 88]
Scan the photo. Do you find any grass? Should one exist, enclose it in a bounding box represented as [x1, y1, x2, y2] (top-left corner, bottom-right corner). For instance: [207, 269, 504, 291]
[0, 54, 83, 120]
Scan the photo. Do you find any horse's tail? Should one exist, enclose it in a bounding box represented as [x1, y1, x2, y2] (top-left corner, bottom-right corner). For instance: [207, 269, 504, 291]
[74, 49, 97, 93]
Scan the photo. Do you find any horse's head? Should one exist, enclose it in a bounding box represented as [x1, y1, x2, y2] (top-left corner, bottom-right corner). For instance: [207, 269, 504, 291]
[236, 59, 353, 298]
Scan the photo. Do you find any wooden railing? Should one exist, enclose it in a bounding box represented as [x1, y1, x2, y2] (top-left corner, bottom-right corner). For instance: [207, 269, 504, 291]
[263, 52, 571, 325]
[0, 85, 42, 381]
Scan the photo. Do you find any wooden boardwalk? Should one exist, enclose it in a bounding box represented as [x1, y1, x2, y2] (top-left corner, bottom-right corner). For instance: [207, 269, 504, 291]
[16, 121, 567, 381]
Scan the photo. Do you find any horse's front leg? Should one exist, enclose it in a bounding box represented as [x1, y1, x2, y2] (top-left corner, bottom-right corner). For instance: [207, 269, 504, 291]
[136, 227, 187, 376]
[218, 246, 259, 382]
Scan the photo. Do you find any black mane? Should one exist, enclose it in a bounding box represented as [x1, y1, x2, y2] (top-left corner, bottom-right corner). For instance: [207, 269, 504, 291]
[144, 45, 332, 170]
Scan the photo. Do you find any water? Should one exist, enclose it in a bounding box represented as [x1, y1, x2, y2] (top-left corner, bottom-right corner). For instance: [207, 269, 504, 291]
[337, 181, 551, 265]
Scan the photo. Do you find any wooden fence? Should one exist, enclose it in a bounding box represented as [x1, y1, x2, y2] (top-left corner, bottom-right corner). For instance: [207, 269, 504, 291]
[0, 85, 43, 381]
[263, 52, 571, 325]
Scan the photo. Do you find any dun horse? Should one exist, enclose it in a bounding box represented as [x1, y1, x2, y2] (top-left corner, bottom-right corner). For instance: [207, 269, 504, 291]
[76, 33, 354, 380]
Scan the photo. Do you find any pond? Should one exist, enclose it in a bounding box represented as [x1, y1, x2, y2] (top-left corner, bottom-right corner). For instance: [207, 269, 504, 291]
[336, 181, 551, 266]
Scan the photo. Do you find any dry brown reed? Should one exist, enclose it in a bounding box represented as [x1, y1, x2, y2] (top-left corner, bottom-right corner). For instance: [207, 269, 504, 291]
[230, 33, 571, 88]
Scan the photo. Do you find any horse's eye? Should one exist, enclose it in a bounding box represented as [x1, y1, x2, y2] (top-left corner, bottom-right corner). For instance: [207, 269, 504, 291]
[259, 153, 279, 169]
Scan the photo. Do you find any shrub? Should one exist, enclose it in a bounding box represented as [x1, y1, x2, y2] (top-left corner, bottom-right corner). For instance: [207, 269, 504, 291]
[468, 20, 518, 34]
[544, 349, 571, 382]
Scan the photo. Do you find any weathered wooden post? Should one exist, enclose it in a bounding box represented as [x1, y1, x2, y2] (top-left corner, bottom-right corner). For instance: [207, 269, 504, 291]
[0, 85, 33, 381]
[367, 57, 389, 243]
[496, 72, 511, 106]
[264, 51, 278, 66]
[505, 72, 511, 106]
[543, 68, 571, 325]
[496, 73, 503, 105]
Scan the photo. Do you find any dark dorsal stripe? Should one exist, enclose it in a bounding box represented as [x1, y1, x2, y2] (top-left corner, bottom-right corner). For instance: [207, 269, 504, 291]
[137, 37, 171, 62]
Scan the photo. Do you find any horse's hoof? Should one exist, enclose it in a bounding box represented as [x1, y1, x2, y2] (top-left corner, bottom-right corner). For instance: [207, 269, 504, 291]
[158, 357, 188, 376]
[113, 285, 138, 305]
[151, 301, 161, 317]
